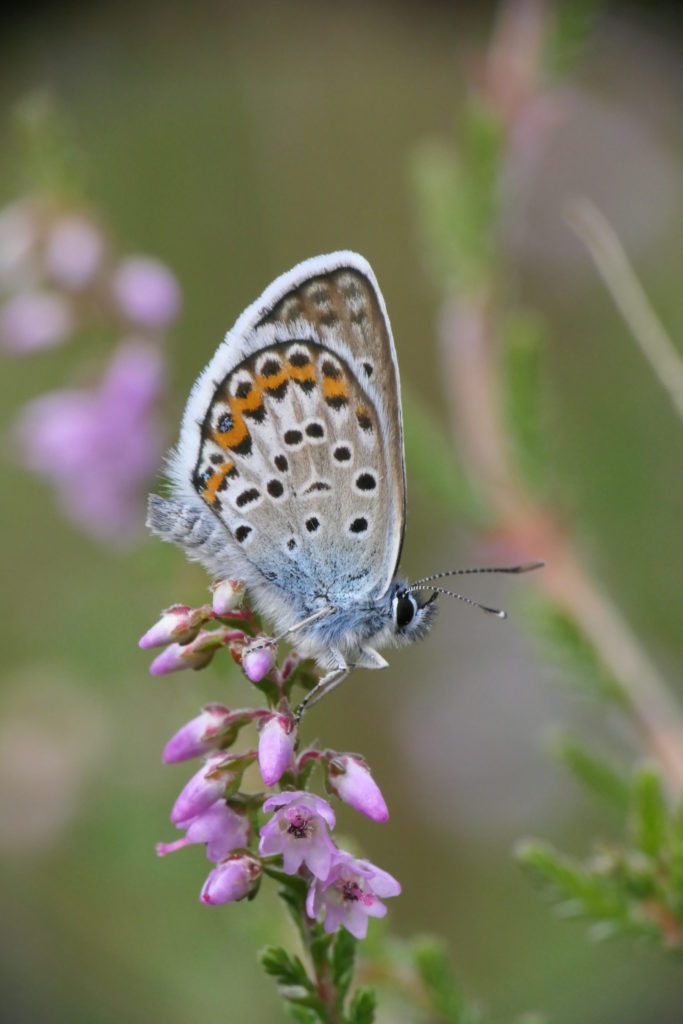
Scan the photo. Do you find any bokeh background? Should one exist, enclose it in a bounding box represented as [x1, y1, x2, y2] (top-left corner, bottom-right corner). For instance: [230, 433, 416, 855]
[1, 2, 682, 1022]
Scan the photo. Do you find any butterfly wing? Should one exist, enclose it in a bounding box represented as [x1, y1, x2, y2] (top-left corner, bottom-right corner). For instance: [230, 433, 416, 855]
[167, 252, 405, 614]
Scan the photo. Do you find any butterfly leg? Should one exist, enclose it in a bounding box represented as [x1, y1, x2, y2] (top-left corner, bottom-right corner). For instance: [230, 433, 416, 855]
[295, 656, 349, 724]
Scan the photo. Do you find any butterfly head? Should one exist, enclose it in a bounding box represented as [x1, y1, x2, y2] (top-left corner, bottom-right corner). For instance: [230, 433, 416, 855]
[388, 581, 438, 646]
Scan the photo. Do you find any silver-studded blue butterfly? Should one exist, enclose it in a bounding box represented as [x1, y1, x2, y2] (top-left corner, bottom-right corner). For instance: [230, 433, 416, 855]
[148, 252, 541, 718]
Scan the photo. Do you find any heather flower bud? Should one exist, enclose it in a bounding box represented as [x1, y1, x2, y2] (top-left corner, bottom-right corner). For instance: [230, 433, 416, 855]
[163, 704, 236, 763]
[171, 752, 236, 827]
[210, 578, 244, 616]
[139, 605, 200, 649]
[149, 628, 224, 675]
[200, 853, 261, 905]
[257, 712, 296, 786]
[113, 256, 181, 329]
[242, 642, 275, 683]
[327, 754, 389, 823]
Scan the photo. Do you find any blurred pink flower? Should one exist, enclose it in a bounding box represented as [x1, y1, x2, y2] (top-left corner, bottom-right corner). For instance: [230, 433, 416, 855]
[0, 201, 38, 291]
[0, 289, 74, 354]
[44, 215, 104, 290]
[15, 339, 165, 541]
[113, 257, 181, 329]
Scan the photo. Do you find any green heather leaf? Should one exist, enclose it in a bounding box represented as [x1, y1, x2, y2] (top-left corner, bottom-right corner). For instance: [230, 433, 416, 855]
[516, 840, 630, 924]
[403, 389, 488, 526]
[259, 946, 313, 990]
[285, 1006, 319, 1024]
[412, 937, 481, 1024]
[630, 765, 668, 858]
[669, 804, 683, 914]
[544, 0, 604, 77]
[523, 596, 627, 706]
[411, 99, 504, 291]
[500, 310, 550, 495]
[551, 733, 630, 813]
[275, 883, 309, 944]
[331, 927, 356, 1008]
[347, 986, 377, 1024]
[309, 932, 333, 974]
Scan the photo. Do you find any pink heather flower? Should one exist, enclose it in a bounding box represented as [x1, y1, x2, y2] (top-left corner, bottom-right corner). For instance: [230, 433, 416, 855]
[0, 201, 37, 289]
[259, 791, 336, 880]
[113, 256, 181, 329]
[257, 713, 296, 786]
[0, 290, 73, 353]
[242, 643, 275, 683]
[306, 851, 401, 939]
[327, 755, 389, 823]
[163, 704, 237, 763]
[157, 799, 249, 862]
[44, 215, 104, 289]
[171, 752, 235, 827]
[210, 578, 244, 616]
[139, 605, 200, 649]
[15, 339, 164, 541]
[200, 853, 261, 905]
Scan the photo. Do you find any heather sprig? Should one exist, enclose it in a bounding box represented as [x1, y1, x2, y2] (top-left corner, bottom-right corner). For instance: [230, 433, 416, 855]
[142, 582, 401, 1020]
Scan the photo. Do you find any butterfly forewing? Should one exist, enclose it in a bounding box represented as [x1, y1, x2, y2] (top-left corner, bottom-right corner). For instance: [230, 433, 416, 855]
[175, 253, 405, 610]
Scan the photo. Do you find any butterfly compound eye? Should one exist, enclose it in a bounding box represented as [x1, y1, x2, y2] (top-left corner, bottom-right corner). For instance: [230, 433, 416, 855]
[394, 593, 417, 630]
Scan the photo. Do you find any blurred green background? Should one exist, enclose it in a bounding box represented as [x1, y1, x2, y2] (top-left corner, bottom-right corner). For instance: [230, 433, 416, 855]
[1, 2, 682, 1021]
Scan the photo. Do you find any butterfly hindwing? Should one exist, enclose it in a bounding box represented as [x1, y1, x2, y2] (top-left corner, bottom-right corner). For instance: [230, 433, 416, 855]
[170, 253, 405, 611]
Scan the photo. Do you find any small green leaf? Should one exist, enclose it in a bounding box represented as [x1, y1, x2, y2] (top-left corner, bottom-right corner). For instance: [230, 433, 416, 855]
[284, 1006, 319, 1024]
[331, 927, 357, 1008]
[516, 840, 630, 924]
[412, 937, 480, 1024]
[524, 596, 627, 706]
[544, 0, 604, 76]
[551, 732, 630, 813]
[630, 765, 668, 858]
[669, 804, 683, 915]
[259, 946, 313, 990]
[411, 98, 504, 292]
[500, 310, 550, 496]
[309, 932, 333, 974]
[346, 986, 376, 1024]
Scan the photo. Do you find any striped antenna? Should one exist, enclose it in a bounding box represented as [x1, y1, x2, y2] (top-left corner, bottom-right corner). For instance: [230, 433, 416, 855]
[409, 560, 544, 590]
[407, 585, 507, 619]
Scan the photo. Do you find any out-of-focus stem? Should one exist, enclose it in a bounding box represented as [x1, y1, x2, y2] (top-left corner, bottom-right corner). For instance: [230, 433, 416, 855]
[440, 296, 683, 794]
[436, 0, 683, 796]
[566, 196, 683, 424]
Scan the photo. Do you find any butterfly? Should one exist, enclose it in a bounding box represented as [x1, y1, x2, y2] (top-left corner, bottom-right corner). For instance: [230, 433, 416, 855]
[148, 252, 541, 718]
